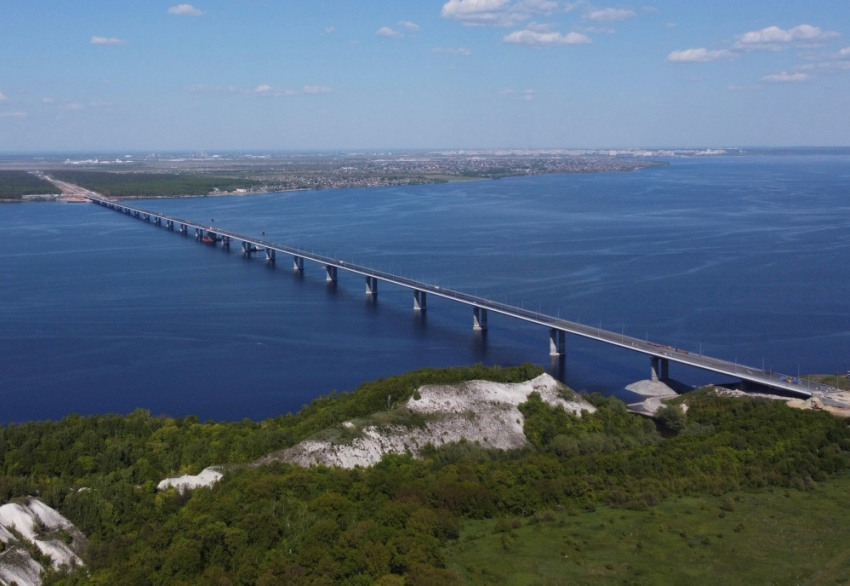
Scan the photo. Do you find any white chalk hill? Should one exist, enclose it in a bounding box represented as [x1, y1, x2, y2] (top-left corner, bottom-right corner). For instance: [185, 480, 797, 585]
[258, 373, 596, 469]
[0, 499, 86, 586]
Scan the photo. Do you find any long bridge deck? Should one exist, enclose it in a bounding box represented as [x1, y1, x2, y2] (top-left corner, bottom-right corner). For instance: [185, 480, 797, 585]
[53, 178, 840, 398]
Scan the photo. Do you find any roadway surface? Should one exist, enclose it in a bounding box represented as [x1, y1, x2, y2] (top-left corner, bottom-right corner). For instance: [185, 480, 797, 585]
[48, 177, 840, 398]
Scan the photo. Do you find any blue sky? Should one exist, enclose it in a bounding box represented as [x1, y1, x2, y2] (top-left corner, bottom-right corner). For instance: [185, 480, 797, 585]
[1, 1, 848, 151]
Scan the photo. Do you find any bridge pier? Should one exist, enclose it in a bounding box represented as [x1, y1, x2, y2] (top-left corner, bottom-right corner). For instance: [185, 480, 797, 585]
[154, 217, 161, 226]
[221, 236, 230, 249]
[293, 256, 304, 272]
[549, 328, 566, 357]
[242, 241, 258, 256]
[195, 228, 202, 240]
[414, 290, 427, 311]
[144, 214, 150, 223]
[166, 220, 174, 230]
[473, 307, 488, 331]
[179, 223, 187, 235]
[650, 357, 670, 381]
[266, 249, 276, 263]
[326, 266, 338, 282]
[366, 276, 379, 295]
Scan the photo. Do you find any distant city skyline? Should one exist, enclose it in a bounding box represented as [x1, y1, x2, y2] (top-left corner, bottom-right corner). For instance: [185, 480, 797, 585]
[1, 1, 848, 151]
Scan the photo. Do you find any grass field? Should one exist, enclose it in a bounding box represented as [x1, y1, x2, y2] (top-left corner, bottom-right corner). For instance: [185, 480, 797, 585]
[445, 475, 850, 586]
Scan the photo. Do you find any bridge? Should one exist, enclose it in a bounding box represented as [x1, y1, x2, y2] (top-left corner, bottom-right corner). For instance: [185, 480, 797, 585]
[51, 178, 840, 398]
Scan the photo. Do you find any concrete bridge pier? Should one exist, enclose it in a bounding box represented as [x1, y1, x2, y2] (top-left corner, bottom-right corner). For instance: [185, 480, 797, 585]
[293, 256, 304, 272]
[195, 228, 202, 240]
[241, 241, 257, 256]
[166, 220, 174, 230]
[144, 214, 150, 223]
[650, 356, 670, 381]
[366, 276, 379, 295]
[265, 249, 276, 263]
[326, 266, 338, 282]
[179, 224, 187, 235]
[414, 290, 427, 311]
[473, 307, 488, 331]
[154, 217, 161, 226]
[549, 328, 566, 357]
[221, 236, 230, 249]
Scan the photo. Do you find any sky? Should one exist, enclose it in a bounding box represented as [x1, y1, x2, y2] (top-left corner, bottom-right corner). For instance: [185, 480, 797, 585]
[1, 0, 849, 151]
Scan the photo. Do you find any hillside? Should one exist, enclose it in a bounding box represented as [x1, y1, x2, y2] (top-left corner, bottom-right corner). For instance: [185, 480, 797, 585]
[1, 366, 850, 585]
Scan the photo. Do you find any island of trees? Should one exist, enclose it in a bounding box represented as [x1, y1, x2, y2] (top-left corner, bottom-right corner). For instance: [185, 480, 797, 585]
[46, 170, 262, 198]
[0, 170, 60, 200]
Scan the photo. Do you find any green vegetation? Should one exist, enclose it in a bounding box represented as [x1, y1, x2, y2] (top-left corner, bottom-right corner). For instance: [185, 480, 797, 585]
[1, 366, 850, 585]
[0, 170, 58, 199]
[805, 373, 850, 391]
[48, 170, 261, 198]
[446, 478, 850, 585]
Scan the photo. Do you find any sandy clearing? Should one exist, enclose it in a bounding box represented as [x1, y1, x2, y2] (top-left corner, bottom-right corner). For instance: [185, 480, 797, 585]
[157, 467, 223, 493]
[260, 374, 596, 469]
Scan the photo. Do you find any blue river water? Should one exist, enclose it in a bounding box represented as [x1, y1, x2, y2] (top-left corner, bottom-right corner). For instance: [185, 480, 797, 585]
[1, 155, 849, 424]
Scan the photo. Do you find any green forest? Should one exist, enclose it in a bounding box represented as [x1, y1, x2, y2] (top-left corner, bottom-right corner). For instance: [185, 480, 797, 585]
[0, 170, 59, 199]
[48, 171, 261, 198]
[2, 364, 850, 585]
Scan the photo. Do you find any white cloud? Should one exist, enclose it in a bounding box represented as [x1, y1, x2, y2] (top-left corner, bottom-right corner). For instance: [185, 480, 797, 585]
[440, 0, 554, 27]
[376, 26, 403, 38]
[727, 84, 761, 92]
[62, 103, 84, 111]
[168, 4, 204, 16]
[584, 8, 636, 23]
[498, 88, 535, 100]
[399, 20, 420, 31]
[304, 85, 332, 95]
[666, 22, 676, 28]
[323, 26, 337, 35]
[187, 84, 295, 97]
[839, 46, 850, 57]
[504, 26, 591, 47]
[667, 48, 736, 63]
[91, 36, 125, 45]
[432, 47, 472, 55]
[734, 25, 839, 50]
[42, 97, 55, 103]
[252, 85, 295, 97]
[0, 111, 26, 118]
[761, 71, 809, 82]
[0, 91, 6, 102]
